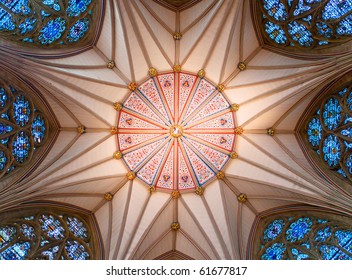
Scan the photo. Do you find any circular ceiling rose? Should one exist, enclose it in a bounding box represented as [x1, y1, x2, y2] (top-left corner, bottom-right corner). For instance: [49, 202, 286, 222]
[116, 72, 237, 192]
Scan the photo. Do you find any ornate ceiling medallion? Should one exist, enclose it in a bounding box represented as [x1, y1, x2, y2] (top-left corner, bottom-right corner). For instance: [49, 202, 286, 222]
[116, 71, 237, 192]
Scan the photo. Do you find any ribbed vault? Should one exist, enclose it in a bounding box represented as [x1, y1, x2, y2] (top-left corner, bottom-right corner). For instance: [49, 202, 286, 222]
[0, 0, 351, 260]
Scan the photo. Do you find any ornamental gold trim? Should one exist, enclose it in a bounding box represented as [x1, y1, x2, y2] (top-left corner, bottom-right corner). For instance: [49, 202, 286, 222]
[148, 67, 158, 77]
[231, 103, 240, 112]
[113, 151, 123, 160]
[197, 69, 206, 78]
[171, 190, 180, 199]
[128, 82, 138, 91]
[216, 171, 225, 180]
[267, 128, 275, 136]
[113, 102, 123, 111]
[173, 32, 183, 40]
[107, 60, 115, 69]
[148, 186, 156, 193]
[235, 127, 244, 135]
[104, 193, 113, 201]
[237, 193, 247, 203]
[126, 171, 136, 180]
[195, 186, 204, 196]
[171, 222, 180, 231]
[77, 125, 86, 134]
[169, 125, 184, 138]
[238, 62, 246, 71]
[173, 64, 181, 73]
[110, 127, 118, 135]
[230, 151, 238, 159]
[217, 84, 225, 93]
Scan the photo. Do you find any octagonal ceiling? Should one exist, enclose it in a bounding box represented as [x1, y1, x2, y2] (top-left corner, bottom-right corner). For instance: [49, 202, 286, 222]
[0, 0, 351, 260]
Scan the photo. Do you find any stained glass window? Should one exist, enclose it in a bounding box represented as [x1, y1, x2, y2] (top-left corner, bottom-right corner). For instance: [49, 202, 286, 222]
[303, 81, 352, 185]
[116, 72, 237, 191]
[256, 212, 352, 260]
[258, 0, 352, 50]
[0, 0, 97, 47]
[0, 207, 100, 260]
[0, 81, 48, 178]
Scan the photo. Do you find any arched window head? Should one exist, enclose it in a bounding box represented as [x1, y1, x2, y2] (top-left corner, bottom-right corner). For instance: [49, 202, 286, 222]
[0, 72, 56, 181]
[0, 204, 102, 260]
[252, 210, 352, 260]
[298, 73, 352, 191]
[0, 0, 100, 48]
[254, 0, 352, 54]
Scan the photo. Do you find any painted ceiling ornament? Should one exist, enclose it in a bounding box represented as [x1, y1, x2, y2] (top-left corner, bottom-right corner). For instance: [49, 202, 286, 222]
[0, 0, 98, 48]
[116, 71, 237, 192]
[256, 0, 352, 51]
[107, 60, 116, 69]
[173, 32, 182, 40]
[77, 125, 86, 134]
[267, 128, 275, 136]
[104, 193, 113, 201]
[238, 62, 246, 71]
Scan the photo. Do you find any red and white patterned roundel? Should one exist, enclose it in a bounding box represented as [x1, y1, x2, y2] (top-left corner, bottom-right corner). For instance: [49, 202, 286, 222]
[117, 72, 236, 191]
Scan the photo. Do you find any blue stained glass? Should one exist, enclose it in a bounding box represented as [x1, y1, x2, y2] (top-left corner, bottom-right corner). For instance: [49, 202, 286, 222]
[42, 0, 61, 11]
[0, 122, 13, 135]
[0, 226, 16, 249]
[316, 21, 333, 38]
[0, 7, 15, 31]
[12, 131, 30, 163]
[286, 217, 312, 242]
[0, 0, 31, 15]
[40, 9, 51, 20]
[341, 127, 352, 138]
[288, 21, 314, 47]
[18, 17, 37, 35]
[0, 242, 31, 260]
[38, 17, 66, 45]
[293, 0, 312, 16]
[39, 214, 65, 240]
[13, 95, 31, 126]
[291, 248, 309, 260]
[65, 240, 89, 260]
[0, 150, 7, 171]
[66, 0, 92, 17]
[346, 91, 352, 111]
[31, 115, 46, 144]
[66, 216, 88, 239]
[322, 134, 341, 167]
[0, 87, 8, 107]
[338, 168, 347, 177]
[20, 224, 36, 240]
[335, 230, 352, 254]
[345, 154, 352, 174]
[317, 219, 328, 224]
[322, 0, 352, 20]
[308, 117, 322, 147]
[262, 243, 286, 260]
[315, 226, 332, 242]
[265, 21, 287, 44]
[263, 0, 288, 21]
[320, 245, 352, 260]
[41, 245, 60, 260]
[67, 18, 89, 43]
[264, 219, 285, 242]
[323, 98, 342, 130]
[337, 14, 352, 35]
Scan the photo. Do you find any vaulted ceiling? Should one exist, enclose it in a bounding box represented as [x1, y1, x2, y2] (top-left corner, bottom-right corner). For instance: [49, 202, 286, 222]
[0, 0, 351, 260]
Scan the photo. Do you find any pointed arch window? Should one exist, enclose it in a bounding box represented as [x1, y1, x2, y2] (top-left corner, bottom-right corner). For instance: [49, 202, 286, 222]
[255, 0, 352, 52]
[0, 0, 99, 48]
[253, 210, 352, 260]
[0, 205, 102, 260]
[0, 81, 49, 177]
[299, 74, 352, 189]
